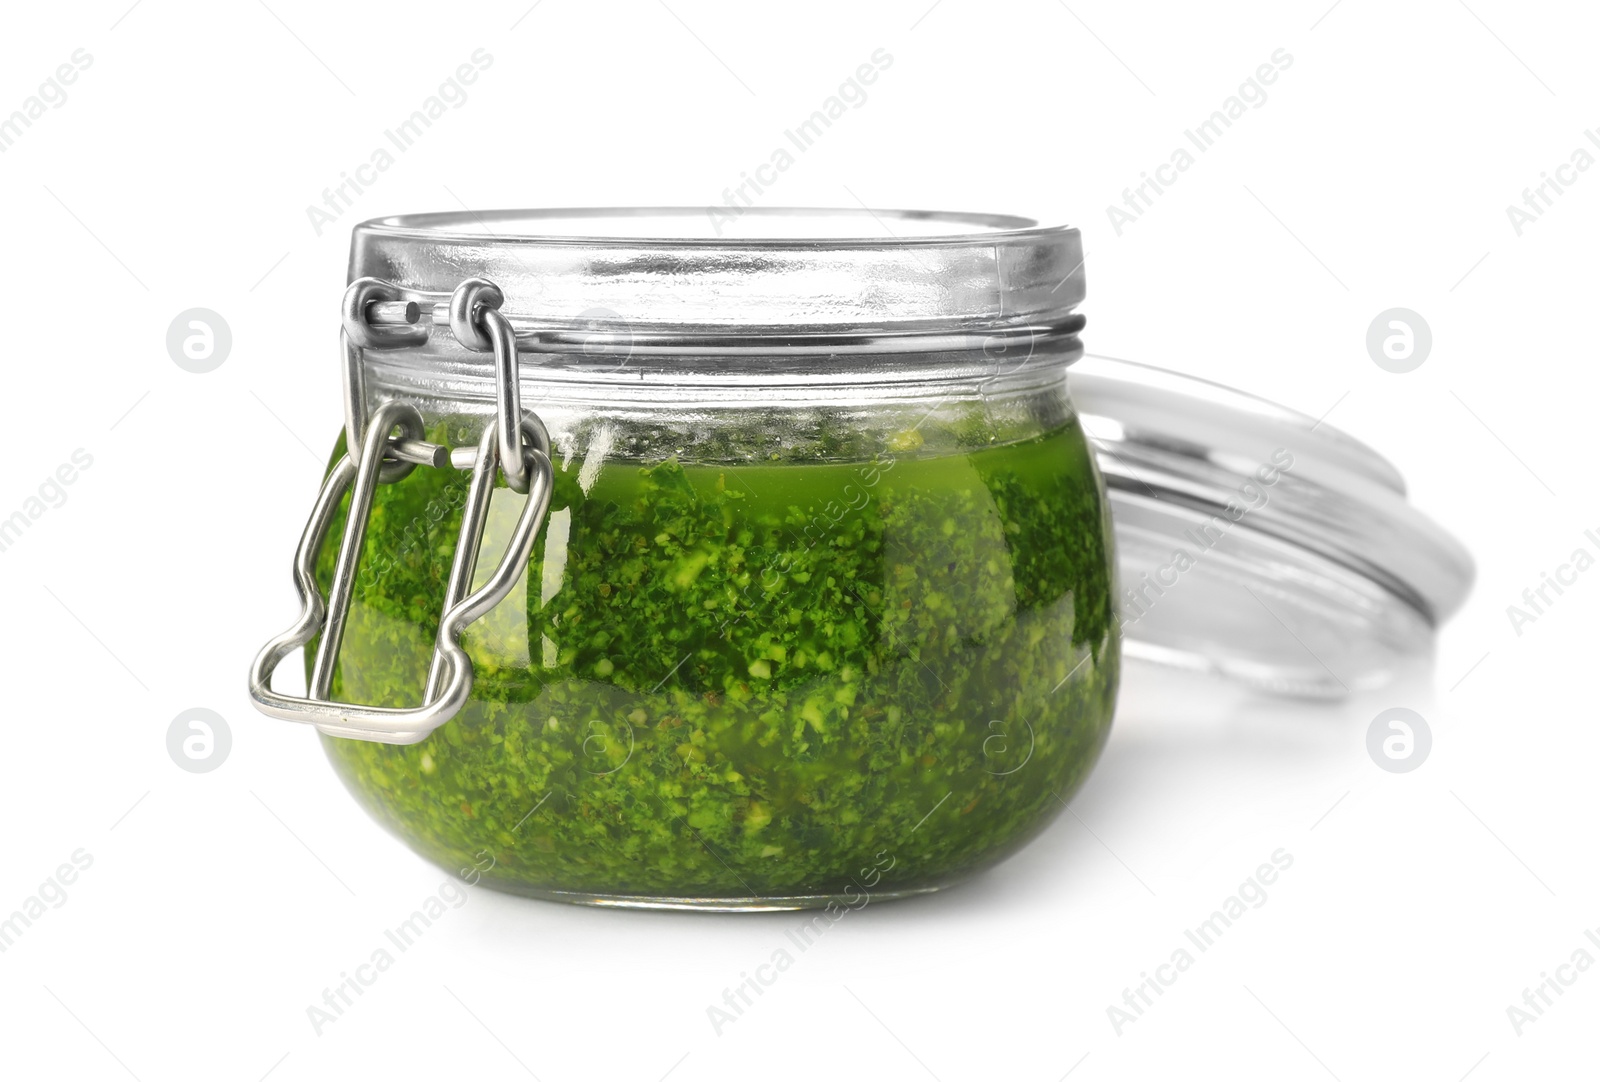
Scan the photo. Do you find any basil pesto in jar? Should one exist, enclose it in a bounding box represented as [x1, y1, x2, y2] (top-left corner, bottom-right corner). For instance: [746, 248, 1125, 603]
[251, 208, 1120, 909]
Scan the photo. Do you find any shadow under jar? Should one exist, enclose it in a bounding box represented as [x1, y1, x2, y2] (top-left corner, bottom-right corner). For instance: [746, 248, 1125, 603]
[268, 208, 1118, 910]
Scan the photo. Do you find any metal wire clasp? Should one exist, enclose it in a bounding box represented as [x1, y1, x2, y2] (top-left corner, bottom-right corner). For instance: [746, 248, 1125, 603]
[248, 275, 553, 744]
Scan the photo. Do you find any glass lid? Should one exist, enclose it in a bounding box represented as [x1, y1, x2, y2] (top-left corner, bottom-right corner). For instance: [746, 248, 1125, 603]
[1070, 355, 1474, 698]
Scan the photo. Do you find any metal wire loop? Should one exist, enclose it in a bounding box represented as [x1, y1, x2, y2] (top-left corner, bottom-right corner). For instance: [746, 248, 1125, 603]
[519, 410, 552, 462]
[448, 277, 528, 494]
[447, 277, 506, 352]
[342, 278, 439, 480]
[342, 277, 428, 351]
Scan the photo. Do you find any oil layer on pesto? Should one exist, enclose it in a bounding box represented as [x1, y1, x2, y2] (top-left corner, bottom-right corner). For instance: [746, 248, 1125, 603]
[315, 417, 1118, 902]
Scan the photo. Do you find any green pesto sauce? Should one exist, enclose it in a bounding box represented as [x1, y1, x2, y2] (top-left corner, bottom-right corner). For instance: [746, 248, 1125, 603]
[315, 418, 1118, 903]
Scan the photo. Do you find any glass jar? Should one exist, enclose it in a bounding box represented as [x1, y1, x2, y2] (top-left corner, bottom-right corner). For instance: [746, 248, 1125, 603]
[249, 208, 1475, 910]
[252, 208, 1119, 909]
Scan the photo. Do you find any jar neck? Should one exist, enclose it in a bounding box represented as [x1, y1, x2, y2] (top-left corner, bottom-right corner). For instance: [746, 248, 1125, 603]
[356, 342, 1084, 465]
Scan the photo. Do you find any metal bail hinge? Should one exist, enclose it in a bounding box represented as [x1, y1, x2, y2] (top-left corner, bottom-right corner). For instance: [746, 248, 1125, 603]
[250, 274, 550, 743]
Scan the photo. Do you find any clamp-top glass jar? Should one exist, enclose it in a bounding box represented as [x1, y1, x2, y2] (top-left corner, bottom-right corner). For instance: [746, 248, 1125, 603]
[249, 208, 1119, 909]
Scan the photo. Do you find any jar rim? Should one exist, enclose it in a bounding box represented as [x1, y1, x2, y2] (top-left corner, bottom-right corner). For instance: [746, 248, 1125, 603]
[358, 206, 1062, 247]
[347, 206, 1087, 344]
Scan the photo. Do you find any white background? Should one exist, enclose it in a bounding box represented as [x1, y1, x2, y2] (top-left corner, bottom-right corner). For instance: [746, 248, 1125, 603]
[0, 1, 1595, 1079]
